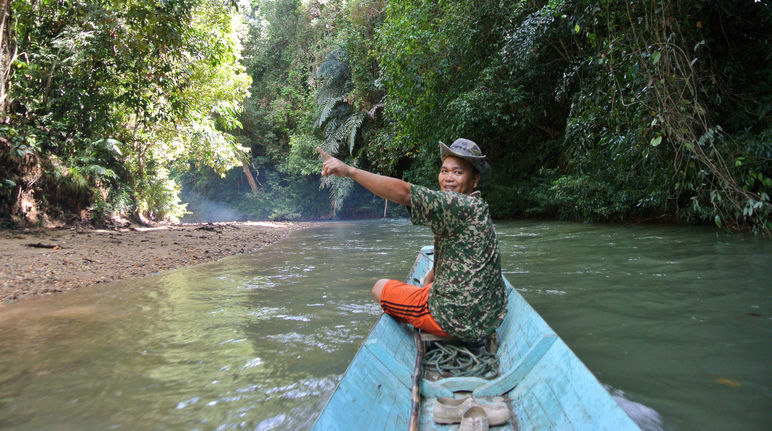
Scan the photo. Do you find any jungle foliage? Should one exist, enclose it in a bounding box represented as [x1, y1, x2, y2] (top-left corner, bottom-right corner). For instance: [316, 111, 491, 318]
[1, 0, 770, 233]
[1, 0, 250, 224]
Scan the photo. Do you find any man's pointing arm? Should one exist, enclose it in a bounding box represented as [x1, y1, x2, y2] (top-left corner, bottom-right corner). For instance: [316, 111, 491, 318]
[317, 147, 411, 207]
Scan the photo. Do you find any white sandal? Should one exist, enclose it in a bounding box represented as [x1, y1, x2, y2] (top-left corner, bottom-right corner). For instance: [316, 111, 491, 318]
[459, 406, 489, 431]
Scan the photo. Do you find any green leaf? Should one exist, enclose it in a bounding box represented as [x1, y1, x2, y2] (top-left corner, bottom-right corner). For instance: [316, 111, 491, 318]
[651, 51, 661, 64]
[650, 135, 662, 147]
[574, 24, 580, 34]
[714, 215, 722, 229]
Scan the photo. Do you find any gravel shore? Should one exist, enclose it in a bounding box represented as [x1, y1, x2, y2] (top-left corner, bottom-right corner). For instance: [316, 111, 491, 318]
[0, 221, 315, 305]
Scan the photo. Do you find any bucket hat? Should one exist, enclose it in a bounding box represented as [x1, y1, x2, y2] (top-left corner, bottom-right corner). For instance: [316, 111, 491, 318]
[439, 138, 491, 179]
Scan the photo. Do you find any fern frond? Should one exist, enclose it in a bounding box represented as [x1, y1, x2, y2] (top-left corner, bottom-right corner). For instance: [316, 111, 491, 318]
[317, 48, 351, 89]
[320, 133, 341, 157]
[316, 87, 344, 102]
[315, 95, 345, 128]
[84, 164, 117, 180]
[92, 138, 123, 157]
[329, 112, 366, 155]
[67, 167, 90, 189]
[346, 112, 365, 154]
[320, 174, 355, 214]
[323, 116, 342, 140]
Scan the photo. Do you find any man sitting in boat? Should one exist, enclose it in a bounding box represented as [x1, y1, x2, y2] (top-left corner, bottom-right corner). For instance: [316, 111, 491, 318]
[317, 138, 507, 341]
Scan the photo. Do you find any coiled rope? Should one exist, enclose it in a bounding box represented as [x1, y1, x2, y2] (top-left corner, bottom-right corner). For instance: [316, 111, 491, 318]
[422, 339, 499, 379]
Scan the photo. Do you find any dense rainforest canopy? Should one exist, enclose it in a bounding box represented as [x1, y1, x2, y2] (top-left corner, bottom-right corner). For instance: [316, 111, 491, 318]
[1, 0, 770, 234]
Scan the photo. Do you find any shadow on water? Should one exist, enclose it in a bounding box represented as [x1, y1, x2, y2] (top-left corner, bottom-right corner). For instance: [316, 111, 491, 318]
[0, 219, 769, 431]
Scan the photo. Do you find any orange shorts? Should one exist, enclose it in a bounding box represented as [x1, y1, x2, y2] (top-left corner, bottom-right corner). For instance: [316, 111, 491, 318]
[379, 280, 451, 338]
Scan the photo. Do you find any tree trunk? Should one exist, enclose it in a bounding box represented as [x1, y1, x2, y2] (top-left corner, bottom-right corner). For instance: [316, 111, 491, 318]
[241, 158, 259, 193]
[0, 0, 11, 116]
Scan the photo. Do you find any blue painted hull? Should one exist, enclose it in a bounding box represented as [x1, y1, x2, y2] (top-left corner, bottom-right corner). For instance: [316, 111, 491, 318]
[313, 246, 641, 430]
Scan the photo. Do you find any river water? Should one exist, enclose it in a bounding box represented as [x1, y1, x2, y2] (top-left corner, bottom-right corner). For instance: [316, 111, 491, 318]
[0, 220, 769, 431]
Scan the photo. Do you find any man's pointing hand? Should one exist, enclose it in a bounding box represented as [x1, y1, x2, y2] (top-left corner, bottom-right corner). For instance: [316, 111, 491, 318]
[317, 147, 352, 178]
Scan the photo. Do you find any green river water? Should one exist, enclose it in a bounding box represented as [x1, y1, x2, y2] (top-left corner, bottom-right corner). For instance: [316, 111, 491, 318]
[0, 220, 769, 430]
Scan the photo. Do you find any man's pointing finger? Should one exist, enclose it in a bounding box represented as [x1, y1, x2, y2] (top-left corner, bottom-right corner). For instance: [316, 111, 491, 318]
[316, 147, 331, 160]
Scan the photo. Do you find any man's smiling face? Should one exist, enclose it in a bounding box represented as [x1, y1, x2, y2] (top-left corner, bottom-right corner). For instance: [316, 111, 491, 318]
[438, 156, 480, 195]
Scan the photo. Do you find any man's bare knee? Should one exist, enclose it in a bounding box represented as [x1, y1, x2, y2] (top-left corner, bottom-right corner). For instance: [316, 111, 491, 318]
[372, 279, 390, 301]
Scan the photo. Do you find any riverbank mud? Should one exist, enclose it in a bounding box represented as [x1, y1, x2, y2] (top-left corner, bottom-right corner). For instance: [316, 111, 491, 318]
[0, 221, 315, 304]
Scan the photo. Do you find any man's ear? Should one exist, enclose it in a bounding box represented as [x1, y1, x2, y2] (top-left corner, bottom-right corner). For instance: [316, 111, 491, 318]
[474, 173, 480, 189]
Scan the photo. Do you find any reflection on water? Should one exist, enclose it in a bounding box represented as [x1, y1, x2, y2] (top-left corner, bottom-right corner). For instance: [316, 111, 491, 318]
[0, 220, 769, 431]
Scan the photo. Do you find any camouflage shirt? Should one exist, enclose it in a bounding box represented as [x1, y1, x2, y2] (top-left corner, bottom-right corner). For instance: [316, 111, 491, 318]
[409, 184, 507, 341]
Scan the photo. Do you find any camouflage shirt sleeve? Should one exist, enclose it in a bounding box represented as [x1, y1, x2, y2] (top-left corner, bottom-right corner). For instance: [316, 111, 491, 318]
[409, 185, 473, 234]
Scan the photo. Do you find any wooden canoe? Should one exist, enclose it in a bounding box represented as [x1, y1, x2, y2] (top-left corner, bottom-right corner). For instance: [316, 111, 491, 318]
[313, 245, 641, 430]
